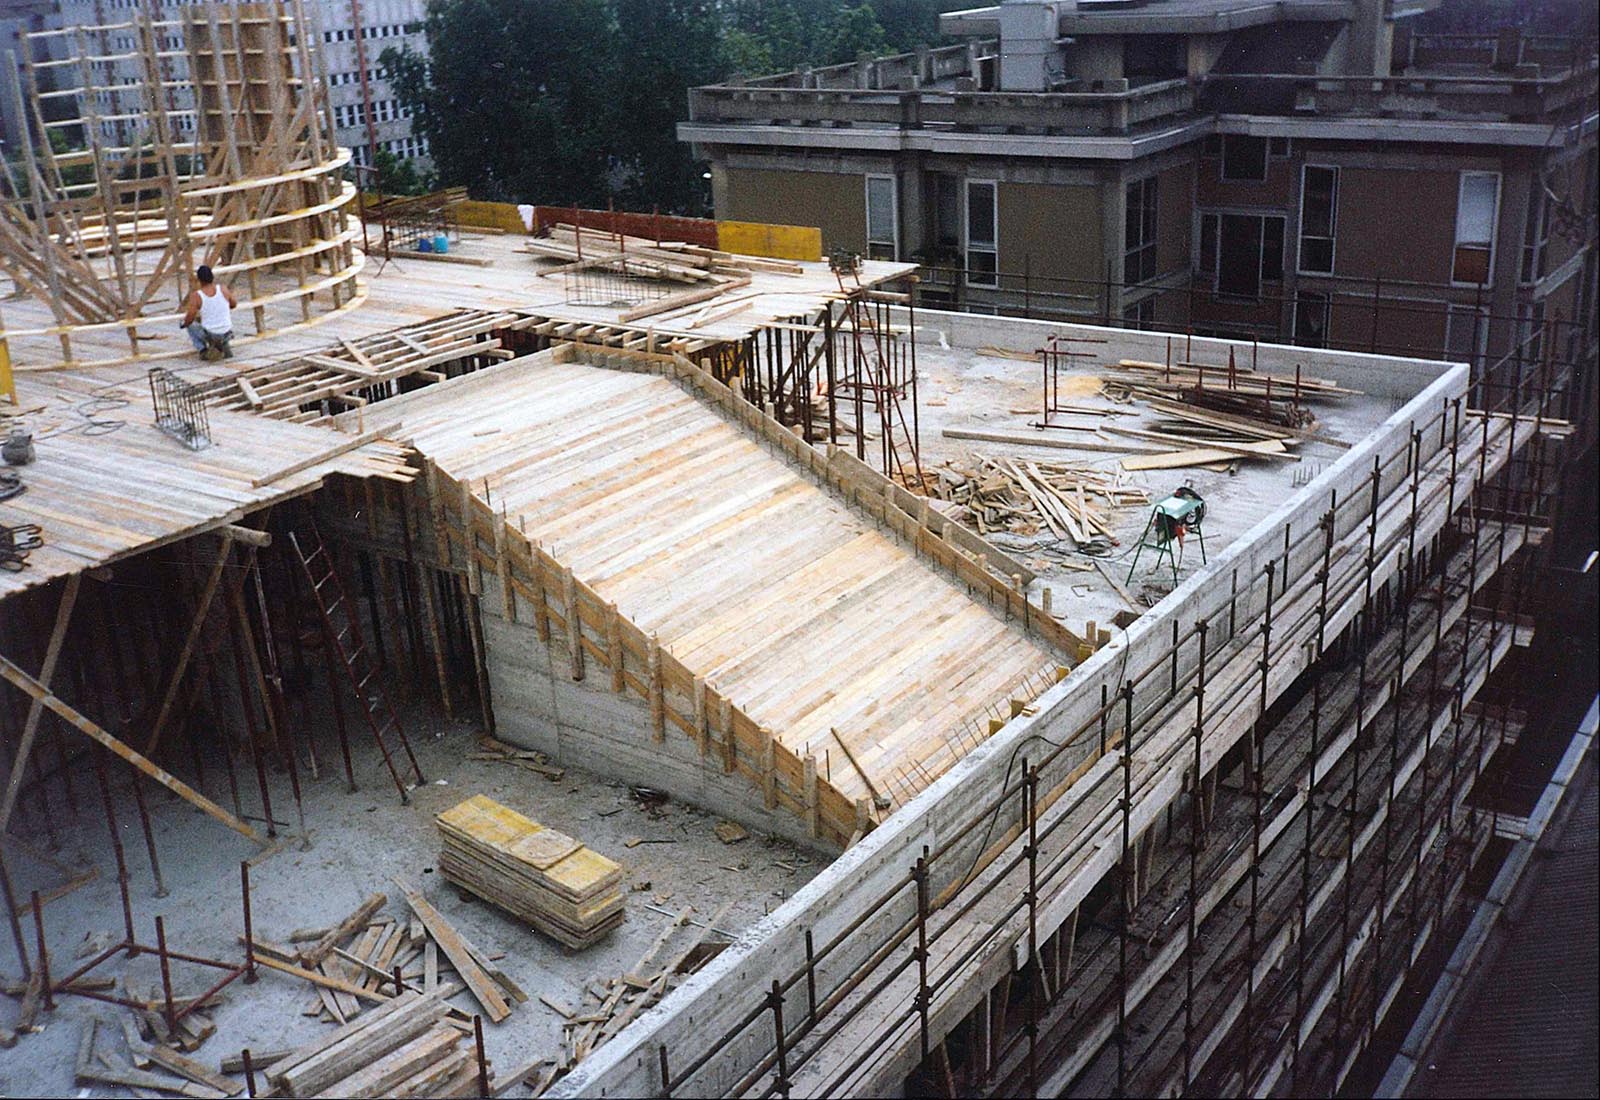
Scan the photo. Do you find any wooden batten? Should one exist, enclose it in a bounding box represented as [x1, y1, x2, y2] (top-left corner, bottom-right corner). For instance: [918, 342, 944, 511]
[647, 637, 664, 742]
[561, 566, 583, 681]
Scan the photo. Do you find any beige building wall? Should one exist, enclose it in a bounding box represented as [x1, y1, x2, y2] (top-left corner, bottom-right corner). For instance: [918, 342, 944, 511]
[1336, 167, 1461, 284]
[995, 181, 1103, 295]
[717, 166, 866, 253]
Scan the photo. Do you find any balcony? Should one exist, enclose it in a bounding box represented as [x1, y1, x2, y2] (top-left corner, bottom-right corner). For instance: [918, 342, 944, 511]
[688, 78, 1196, 137]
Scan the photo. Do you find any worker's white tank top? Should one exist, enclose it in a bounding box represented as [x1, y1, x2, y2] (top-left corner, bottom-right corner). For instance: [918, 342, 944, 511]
[198, 285, 232, 333]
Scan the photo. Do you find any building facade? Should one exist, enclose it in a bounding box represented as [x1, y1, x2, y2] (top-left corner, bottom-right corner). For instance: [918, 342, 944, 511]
[0, 0, 429, 175]
[680, 0, 1597, 371]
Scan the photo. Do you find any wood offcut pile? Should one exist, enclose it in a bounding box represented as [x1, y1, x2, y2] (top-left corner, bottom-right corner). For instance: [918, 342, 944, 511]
[924, 453, 1148, 549]
[248, 885, 528, 1029]
[261, 989, 478, 1098]
[531, 903, 733, 1093]
[437, 795, 625, 950]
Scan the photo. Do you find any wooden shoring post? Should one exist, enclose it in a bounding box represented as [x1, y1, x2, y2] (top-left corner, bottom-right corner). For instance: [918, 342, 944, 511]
[803, 752, 819, 838]
[0, 654, 264, 845]
[692, 677, 709, 755]
[647, 637, 665, 742]
[246, 564, 310, 847]
[419, 566, 453, 718]
[0, 573, 80, 834]
[762, 734, 778, 810]
[142, 532, 235, 757]
[226, 590, 277, 839]
[608, 606, 625, 692]
[494, 518, 515, 622]
[464, 576, 495, 736]
[460, 480, 481, 596]
[562, 566, 584, 681]
[720, 700, 737, 773]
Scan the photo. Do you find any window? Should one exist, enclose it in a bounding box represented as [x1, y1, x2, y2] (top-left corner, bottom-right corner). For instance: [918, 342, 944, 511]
[1269, 136, 1291, 157]
[1124, 176, 1158, 285]
[865, 174, 898, 261]
[965, 180, 997, 287]
[1445, 304, 1487, 366]
[1201, 212, 1286, 299]
[1298, 165, 1338, 274]
[1122, 297, 1155, 330]
[1452, 171, 1499, 285]
[1520, 186, 1548, 284]
[1221, 135, 1267, 182]
[1293, 291, 1329, 347]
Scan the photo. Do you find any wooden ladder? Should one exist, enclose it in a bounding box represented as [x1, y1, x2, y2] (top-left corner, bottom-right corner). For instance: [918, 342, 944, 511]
[289, 522, 424, 803]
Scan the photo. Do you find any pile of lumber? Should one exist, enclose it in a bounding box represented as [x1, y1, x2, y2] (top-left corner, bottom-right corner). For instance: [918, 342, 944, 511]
[533, 904, 733, 1093]
[264, 989, 479, 1098]
[248, 886, 527, 1028]
[925, 454, 1148, 548]
[437, 795, 624, 950]
[526, 223, 804, 283]
[1109, 357, 1360, 402]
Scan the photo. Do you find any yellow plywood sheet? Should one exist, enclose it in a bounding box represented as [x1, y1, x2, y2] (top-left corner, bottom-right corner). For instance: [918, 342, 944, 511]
[717, 220, 823, 262]
[437, 794, 620, 896]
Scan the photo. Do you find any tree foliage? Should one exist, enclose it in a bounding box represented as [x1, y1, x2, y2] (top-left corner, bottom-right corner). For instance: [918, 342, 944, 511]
[384, 0, 961, 214]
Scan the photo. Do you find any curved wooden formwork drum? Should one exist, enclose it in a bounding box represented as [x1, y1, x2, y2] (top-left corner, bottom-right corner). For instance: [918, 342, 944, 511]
[0, 0, 364, 372]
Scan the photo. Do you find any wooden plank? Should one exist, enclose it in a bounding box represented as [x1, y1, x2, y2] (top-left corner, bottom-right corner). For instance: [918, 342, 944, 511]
[393, 877, 512, 1023]
[942, 427, 1162, 455]
[0, 653, 263, 843]
[250, 426, 391, 488]
[0, 574, 80, 832]
[299, 893, 386, 968]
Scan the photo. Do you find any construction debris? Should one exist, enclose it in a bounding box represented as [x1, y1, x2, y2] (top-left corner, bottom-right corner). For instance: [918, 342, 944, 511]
[437, 795, 625, 950]
[469, 736, 566, 780]
[265, 989, 479, 1098]
[922, 454, 1148, 549]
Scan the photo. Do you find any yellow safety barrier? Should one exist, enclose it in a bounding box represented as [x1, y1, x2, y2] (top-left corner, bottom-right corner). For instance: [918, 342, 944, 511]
[0, 337, 14, 404]
[717, 220, 823, 262]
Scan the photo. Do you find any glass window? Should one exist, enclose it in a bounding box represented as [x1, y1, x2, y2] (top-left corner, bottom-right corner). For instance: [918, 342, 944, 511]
[1298, 165, 1337, 274]
[1453, 171, 1499, 284]
[1294, 291, 1329, 347]
[1199, 212, 1217, 276]
[1520, 186, 1547, 284]
[1209, 212, 1285, 299]
[865, 175, 897, 261]
[1124, 176, 1158, 284]
[1221, 135, 1267, 181]
[965, 181, 997, 287]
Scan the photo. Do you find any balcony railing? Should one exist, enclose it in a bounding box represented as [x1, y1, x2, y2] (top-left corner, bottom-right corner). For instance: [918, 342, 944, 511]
[688, 78, 1196, 137]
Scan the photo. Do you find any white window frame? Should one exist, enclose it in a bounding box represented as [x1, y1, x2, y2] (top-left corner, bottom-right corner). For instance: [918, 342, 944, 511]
[1520, 184, 1548, 286]
[964, 179, 998, 289]
[864, 173, 899, 261]
[1296, 163, 1338, 275]
[1451, 170, 1501, 288]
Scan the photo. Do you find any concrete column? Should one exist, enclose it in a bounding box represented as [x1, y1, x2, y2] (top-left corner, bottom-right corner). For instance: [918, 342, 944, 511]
[900, 154, 927, 261]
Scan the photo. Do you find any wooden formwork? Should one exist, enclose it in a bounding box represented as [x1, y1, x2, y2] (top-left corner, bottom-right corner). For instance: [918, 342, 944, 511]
[0, 1, 360, 371]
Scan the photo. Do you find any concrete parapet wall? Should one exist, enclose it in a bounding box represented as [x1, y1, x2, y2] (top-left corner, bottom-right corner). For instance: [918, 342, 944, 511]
[899, 305, 1456, 400]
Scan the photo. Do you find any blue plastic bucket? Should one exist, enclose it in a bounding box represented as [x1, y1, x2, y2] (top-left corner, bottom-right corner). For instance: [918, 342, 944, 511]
[417, 237, 433, 253]
[433, 234, 449, 254]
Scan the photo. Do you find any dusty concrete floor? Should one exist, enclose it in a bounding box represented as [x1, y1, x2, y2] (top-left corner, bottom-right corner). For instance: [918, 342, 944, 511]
[0, 703, 822, 1097]
[906, 343, 1409, 631]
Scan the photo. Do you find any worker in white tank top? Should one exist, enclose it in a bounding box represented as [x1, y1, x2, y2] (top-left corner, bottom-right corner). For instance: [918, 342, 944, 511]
[180, 264, 237, 360]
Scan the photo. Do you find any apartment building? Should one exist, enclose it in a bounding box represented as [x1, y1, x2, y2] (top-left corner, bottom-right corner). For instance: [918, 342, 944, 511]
[0, 0, 428, 173]
[313, 0, 430, 170]
[679, 0, 1597, 370]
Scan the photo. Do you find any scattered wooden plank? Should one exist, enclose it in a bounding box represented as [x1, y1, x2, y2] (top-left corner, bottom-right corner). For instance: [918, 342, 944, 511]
[393, 877, 512, 1023]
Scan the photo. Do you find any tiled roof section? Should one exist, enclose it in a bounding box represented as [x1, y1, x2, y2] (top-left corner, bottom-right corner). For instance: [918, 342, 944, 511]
[1411, 761, 1599, 1098]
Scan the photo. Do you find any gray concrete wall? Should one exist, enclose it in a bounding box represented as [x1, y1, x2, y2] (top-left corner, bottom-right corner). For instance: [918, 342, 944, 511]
[476, 576, 834, 855]
[898, 305, 1455, 399]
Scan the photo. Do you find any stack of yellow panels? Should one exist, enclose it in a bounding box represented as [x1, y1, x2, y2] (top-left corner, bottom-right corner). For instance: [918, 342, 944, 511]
[436, 795, 624, 949]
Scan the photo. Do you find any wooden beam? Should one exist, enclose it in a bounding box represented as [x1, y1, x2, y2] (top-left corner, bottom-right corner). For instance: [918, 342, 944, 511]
[0, 654, 264, 844]
[0, 574, 80, 833]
